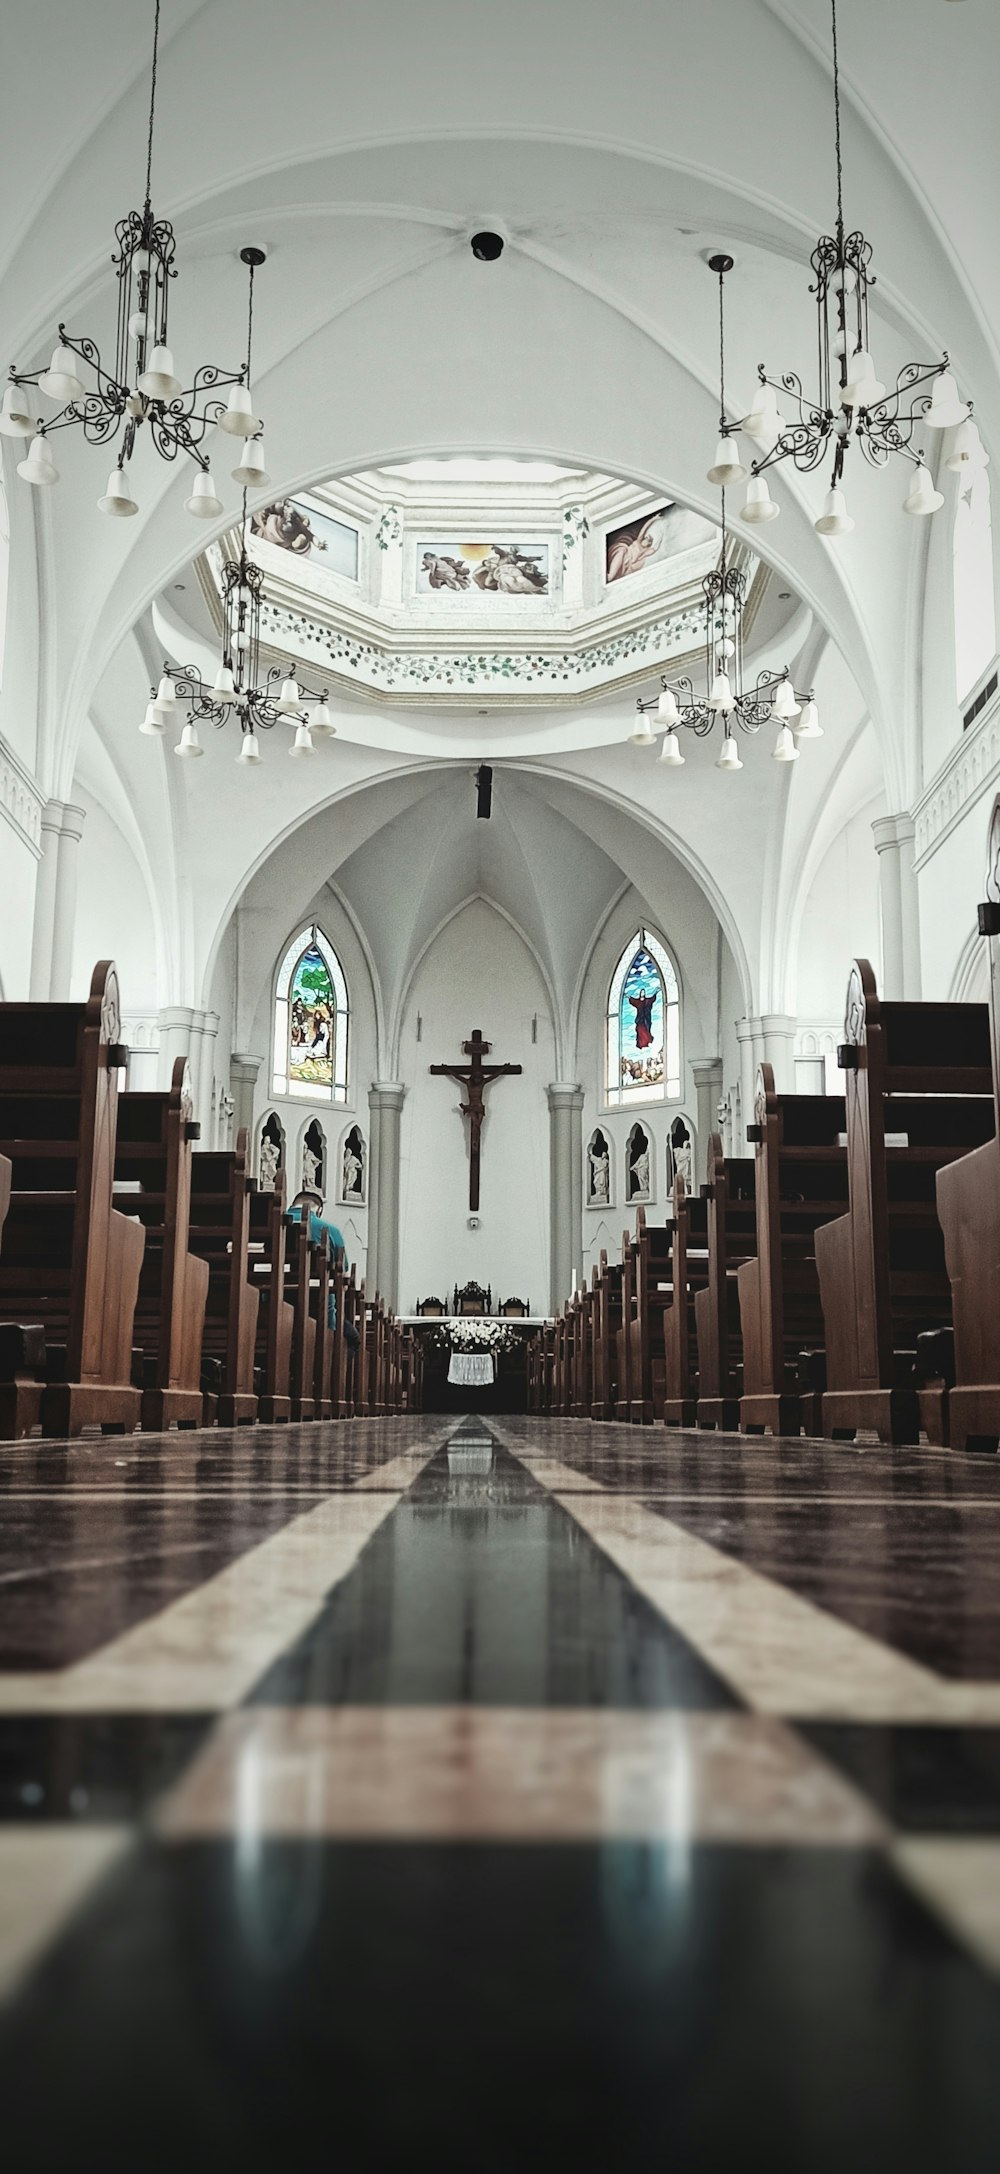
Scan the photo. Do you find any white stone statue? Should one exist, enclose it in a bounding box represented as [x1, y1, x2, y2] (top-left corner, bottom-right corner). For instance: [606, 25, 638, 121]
[630, 1147, 650, 1199]
[674, 1136, 693, 1193]
[342, 1142, 363, 1200]
[302, 1142, 322, 1194]
[588, 1145, 610, 1204]
[259, 1135, 280, 1190]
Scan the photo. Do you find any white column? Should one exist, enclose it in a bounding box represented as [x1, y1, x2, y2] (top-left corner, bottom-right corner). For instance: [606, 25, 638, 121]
[188, 1009, 220, 1138]
[230, 1052, 263, 1146]
[157, 1007, 197, 1096]
[735, 1018, 762, 1150]
[369, 1082, 405, 1308]
[690, 1056, 723, 1180]
[30, 799, 85, 1000]
[760, 1014, 797, 1093]
[547, 1082, 584, 1312]
[872, 813, 921, 999]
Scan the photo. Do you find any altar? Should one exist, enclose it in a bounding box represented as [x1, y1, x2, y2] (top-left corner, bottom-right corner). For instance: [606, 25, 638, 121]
[399, 1296, 552, 1413]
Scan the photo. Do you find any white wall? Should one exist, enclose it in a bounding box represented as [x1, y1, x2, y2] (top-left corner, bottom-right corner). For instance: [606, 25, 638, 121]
[796, 801, 883, 1026]
[69, 787, 159, 1015]
[397, 900, 554, 1312]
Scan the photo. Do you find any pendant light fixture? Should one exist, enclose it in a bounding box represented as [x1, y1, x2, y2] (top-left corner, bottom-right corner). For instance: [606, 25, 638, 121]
[143, 289, 335, 771]
[630, 257, 818, 772]
[737, 0, 980, 537]
[1, 2, 267, 520]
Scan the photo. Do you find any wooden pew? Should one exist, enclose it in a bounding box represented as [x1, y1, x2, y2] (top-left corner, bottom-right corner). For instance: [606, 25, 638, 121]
[627, 1206, 675, 1424]
[694, 1135, 757, 1430]
[285, 1211, 318, 1422]
[570, 1284, 592, 1418]
[114, 1058, 210, 1431]
[249, 1176, 294, 1422]
[817, 958, 994, 1445]
[662, 1175, 710, 1427]
[311, 1233, 334, 1420]
[737, 1066, 848, 1435]
[186, 1128, 259, 1425]
[935, 795, 1000, 1451]
[354, 1277, 371, 1417]
[0, 962, 144, 1438]
[330, 1254, 354, 1419]
[0, 1155, 10, 1246]
[591, 1249, 623, 1419]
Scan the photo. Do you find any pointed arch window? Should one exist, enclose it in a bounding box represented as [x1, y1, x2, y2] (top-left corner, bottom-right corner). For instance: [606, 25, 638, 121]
[272, 925, 349, 1103]
[606, 927, 680, 1106]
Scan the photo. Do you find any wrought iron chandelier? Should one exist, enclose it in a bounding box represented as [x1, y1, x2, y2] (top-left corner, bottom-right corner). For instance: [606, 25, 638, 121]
[631, 257, 820, 773]
[0, 1, 266, 520]
[725, 0, 983, 537]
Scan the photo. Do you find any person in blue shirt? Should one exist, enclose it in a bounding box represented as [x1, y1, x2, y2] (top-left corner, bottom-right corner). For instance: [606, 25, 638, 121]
[288, 1186, 348, 1330]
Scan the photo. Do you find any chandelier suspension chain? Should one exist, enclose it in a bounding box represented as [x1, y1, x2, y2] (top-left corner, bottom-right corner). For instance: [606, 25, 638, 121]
[144, 0, 161, 219]
[831, 0, 844, 249]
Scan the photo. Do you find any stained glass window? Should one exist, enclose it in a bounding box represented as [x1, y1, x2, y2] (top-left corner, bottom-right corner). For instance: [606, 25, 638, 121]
[606, 928, 679, 1106]
[272, 925, 349, 1103]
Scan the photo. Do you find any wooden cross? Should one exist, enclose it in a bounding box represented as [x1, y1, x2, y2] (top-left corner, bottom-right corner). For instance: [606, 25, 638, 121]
[430, 1029, 522, 1211]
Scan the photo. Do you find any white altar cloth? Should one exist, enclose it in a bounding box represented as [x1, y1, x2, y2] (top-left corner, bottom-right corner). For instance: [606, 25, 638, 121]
[447, 1352, 495, 1387]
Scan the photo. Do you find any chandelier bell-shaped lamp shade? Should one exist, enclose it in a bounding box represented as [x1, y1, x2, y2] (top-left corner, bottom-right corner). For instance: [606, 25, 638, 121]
[903, 463, 945, 518]
[237, 729, 262, 765]
[630, 707, 657, 746]
[218, 381, 260, 438]
[772, 722, 800, 763]
[923, 370, 969, 432]
[97, 462, 139, 517]
[155, 674, 177, 712]
[213, 663, 237, 700]
[185, 467, 224, 519]
[742, 382, 784, 448]
[288, 716, 315, 759]
[39, 345, 87, 404]
[946, 419, 988, 474]
[795, 699, 824, 740]
[842, 348, 886, 409]
[139, 699, 169, 736]
[707, 669, 736, 714]
[17, 433, 58, 486]
[277, 676, 303, 715]
[771, 676, 800, 721]
[231, 436, 271, 488]
[309, 698, 337, 741]
[815, 487, 855, 536]
[658, 728, 685, 766]
[708, 434, 747, 487]
[742, 473, 780, 524]
[0, 382, 34, 436]
[174, 721, 204, 760]
[136, 343, 181, 402]
[716, 732, 743, 772]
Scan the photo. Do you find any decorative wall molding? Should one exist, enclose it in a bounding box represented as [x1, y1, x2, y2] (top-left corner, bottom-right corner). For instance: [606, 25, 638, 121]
[0, 733, 43, 856]
[914, 687, 1000, 870]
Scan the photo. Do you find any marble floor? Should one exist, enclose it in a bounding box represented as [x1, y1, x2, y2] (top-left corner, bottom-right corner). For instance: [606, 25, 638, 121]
[0, 1413, 999, 2170]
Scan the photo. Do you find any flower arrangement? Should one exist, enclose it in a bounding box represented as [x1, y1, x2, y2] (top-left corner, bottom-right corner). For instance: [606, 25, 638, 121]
[424, 1320, 519, 1357]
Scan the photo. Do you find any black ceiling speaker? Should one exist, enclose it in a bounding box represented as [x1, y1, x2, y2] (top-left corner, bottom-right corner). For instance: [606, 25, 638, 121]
[471, 232, 504, 261]
[476, 764, 493, 819]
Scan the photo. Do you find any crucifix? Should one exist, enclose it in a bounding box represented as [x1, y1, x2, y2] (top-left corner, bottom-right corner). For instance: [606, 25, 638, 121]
[430, 1029, 523, 1211]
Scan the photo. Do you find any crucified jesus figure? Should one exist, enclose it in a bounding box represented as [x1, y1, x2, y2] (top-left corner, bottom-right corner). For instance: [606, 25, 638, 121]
[430, 1029, 523, 1211]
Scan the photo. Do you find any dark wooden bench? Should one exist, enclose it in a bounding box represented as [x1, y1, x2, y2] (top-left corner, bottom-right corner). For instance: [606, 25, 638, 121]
[285, 1211, 319, 1423]
[186, 1128, 259, 1425]
[817, 958, 994, 1445]
[0, 961, 144, 1438]
[249, 1177, 295, 1422]
[114, 1058, 210, 1431]
[935, 795, 1000, 1451]
[694, 1135, 757, 1430]
[662, 1175, 710, 1427]
[737, 1066, 848, 1434]
[591, 1249, 623, 1419]
[626, 1206, 676, 1423]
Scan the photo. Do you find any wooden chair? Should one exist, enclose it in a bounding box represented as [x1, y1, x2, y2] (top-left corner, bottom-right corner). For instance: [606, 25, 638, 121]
[694, 1135, 757, 1430]
[187, 1129, 259, 1425]
[249, 1176, 294, 1422]
[114, 1057, 209, 1431]
[817, 958, 994, 1445]
[499, 1295, 529, 1318]
[454, 1279, 491, 1316]
[737, 1066, 848, 1435]
[0, 961, 145, 1438]
[935, 795, 1000, 1451]
[416, 1295, 446, 1317]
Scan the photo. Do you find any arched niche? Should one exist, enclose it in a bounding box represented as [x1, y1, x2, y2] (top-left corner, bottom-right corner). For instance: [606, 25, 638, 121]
[258, 1110, 285, 1190]
[300, 1116, 327, 1199]
[586, 1126, 613, 1210]
[625, 1121, 653, 1205]
[666, 1112, 695, 1197]
[339, 1122, 367, 1206]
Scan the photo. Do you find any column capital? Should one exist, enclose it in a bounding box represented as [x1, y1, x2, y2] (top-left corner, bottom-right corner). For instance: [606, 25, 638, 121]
[231, 1051, 264, 1081]
[689, 1054, 723, 1083]
[369, 1080, 406, 1113]
[40, 798, 86, 841]
[872, 812, 916, 855]
[157, 1005, 198, 1034]
[735, 1016, 761, 1047]
[759, 1012, 797, 1039]
[547, 1081, 584, 1112]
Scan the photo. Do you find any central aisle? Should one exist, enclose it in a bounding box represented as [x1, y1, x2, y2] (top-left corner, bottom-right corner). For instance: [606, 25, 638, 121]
[0, 1414, 998, 2170]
